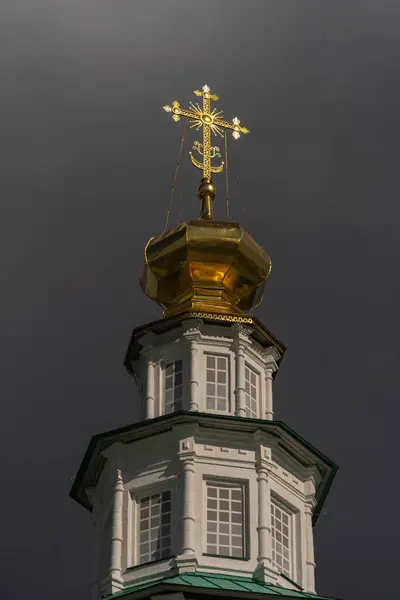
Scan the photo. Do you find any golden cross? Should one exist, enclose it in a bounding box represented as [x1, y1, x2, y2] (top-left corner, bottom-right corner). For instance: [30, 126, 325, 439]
[163, 84, 249, 179]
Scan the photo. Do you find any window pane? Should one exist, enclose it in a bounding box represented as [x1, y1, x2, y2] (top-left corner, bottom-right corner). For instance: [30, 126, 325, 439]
[271, 501, 292, 578]
[217, 384, 225, 397]
[217, 371, 226, 383]
[161, 502, 171, 514]
[205, 355, 228, 412]
[207, 369, 215, 382]
[232, 524, 242, 535]
[205, 482, 244, 558]
[219, 535, 230, 545]
[207, 383, 215, 396]
[231, 512, 242, 523]
[245, 365, 259, 418]
[164, 360, 183, 414]
[217, 399, 226, 411]
[232, 535, 242, 547]
[217, 357, 226, 370]
[207, 487, 217, 498]
[139, 491, 171, 564]
[206, 397, 215, 409]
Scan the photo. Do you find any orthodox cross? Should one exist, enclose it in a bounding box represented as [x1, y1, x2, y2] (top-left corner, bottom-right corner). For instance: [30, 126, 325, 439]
[163, 84, 249, 179]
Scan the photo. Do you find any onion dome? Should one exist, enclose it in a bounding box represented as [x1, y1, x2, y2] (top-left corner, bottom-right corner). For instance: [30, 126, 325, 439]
[141, 179, 271, 318]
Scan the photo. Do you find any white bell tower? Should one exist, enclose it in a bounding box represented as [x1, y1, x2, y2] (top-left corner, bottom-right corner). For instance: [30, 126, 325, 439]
[70, 85, 339, 600]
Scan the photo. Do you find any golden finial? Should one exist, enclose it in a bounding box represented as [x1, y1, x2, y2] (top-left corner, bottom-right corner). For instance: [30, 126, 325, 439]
[163, 84, 249, 179]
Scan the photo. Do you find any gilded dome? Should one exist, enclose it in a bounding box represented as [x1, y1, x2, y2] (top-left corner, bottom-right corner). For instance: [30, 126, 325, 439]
[141, 218, 271, 318]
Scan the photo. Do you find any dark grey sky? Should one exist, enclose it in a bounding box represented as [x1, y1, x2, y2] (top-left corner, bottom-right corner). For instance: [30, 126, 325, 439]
[1, 1, 399, 599]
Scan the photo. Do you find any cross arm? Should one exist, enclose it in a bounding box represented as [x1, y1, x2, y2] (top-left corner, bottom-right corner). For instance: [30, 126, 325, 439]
[163, 102, 200, 123]
[213, 118, 249, 135]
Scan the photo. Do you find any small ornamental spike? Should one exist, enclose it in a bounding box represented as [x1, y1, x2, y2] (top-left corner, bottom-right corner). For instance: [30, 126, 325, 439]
[163, 84, 249, 179]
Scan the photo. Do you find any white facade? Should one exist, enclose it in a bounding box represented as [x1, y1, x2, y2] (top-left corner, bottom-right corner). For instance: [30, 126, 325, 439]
[77, 318, 331, 600]
[135, 320, 279, 422]
[89, 419, 320, 599]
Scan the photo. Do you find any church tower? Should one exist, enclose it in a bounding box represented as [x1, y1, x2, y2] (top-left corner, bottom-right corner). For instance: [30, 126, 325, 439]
[70, 85, 339, 600]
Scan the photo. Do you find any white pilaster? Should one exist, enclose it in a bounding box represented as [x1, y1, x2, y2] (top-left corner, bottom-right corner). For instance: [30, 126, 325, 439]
[109, 470, 124, 586]
[145, 359, 156, 419]
[264, 349, 278, 421]
[253, 441, 278, 584]
[235, 343, 246, 417]
[265, 369, 273, 420]
[233, 324, 252, 417]
[189, 340, 199, 411]
[183, 321, 202, 412]
[181, 457, 196, 555]
[304, 500, 316, 593]
[256, 465, 272, 565]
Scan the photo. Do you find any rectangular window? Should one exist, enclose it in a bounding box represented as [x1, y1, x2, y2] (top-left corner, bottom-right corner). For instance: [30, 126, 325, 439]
[244, 365, 259, 418]
[205, 482, 245, 558]
[138, 490, 171, 564]
[271, 500, 292, 577]
[164, 360, 182, 414]
[206, 355, 228, 412]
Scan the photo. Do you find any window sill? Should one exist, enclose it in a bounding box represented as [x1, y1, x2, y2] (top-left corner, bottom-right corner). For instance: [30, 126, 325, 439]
[125, 556, 174, 572]
[203, 553, 250, 562]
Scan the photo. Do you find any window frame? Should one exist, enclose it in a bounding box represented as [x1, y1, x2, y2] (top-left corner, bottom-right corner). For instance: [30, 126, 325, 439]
[132, 487, 173, 567]
[163, 359, 183, 415]
[270, 496, 297, 580]
[203, 478, 248, 560]
[244, 362, 260, 419]
[204, 352, 231, 414]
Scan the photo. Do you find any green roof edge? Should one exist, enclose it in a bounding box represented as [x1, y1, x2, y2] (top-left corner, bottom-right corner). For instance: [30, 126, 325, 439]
[103, 571, 342, 600]
[70, 411, 338, 525]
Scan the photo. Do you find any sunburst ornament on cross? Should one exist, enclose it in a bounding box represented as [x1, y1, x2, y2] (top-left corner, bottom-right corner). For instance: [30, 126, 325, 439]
[163, 84, 249, 179]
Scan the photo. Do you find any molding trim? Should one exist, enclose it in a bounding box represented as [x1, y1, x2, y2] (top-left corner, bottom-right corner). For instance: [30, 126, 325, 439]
[186, 312, 253, 324]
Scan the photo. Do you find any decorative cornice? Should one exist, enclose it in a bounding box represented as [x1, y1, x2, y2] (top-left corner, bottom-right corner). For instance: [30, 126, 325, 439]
[124, 312, 286, 385]
[261, 346, 281, 362]
[71, 412, 337, 526]
[186, 312, 253, 324]
[182, 319, 203, 341]
[178, 436, 196, 456]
